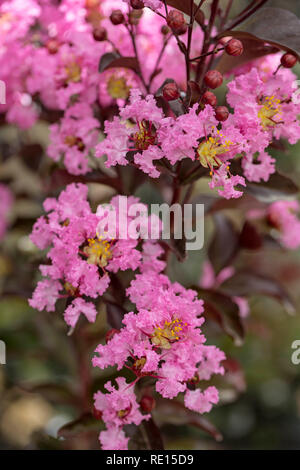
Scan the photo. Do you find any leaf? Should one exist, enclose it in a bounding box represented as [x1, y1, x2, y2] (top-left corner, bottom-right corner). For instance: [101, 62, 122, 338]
[141, 418, 164, 450]
[165, 1, 204, 26]
[239, 221, 263, 250]
[221, 7, 300, 59]
[195, 287, 245, 345]
[99, 53, 140, 74]
[58, 413, 102, 438]
[208, 214, 239, 274]
[156, 399, 223, 442]
[220, 270, 295, 314]
[106, 302, 126, 330]
[245, 172, 299, 202]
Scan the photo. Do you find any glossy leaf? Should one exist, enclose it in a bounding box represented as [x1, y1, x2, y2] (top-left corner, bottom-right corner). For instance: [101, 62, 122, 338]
[239, 221, 263, 250]
[222, 7, 300, 59]
[99, 53, 140, 74]
[221, 270, 295, 314]
[208, 214, 239, 274]
[194, 287, 245, 345]
[106, 302, 126, 330]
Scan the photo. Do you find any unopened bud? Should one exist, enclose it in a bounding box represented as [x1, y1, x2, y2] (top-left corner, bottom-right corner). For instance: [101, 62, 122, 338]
[140, 395, 156, 413]
[215, 105, 229, 122]
[46, 39, 59, 54]
[93, 26, 107, 41]
[163, 82, 180, 101]
[167, 10, 188, 36]
[281, 52, 298, 68]
[204, 70, 223, 89]
[225, 38, 244, 57]
[130, 0, 144, 8]
[110, 9, 125, 25]
[201, 90, 217, 107]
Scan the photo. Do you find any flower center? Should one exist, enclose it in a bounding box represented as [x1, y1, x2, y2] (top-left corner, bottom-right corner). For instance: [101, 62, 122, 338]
[65, 61, 81, 83]
[83, 237, 113, 267]
[257, 95, 281, 129]
[64, 282, 79, 296]
[132, 121, 156, 151]
[64, 135, 85, 152]
[151, 318, 187, 350]
[107, 75, 131, 100]
[197, 131, 233, 168]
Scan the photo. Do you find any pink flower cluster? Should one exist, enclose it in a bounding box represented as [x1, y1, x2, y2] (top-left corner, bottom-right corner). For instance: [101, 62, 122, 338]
[93, 270, 225, 448]
[29, 183, 161, 328]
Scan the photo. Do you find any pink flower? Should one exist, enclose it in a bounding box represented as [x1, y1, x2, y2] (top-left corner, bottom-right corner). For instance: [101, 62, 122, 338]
[94, 377, 150, 450]
[93, 271, 225, 402]
[268, 200, 300, 249]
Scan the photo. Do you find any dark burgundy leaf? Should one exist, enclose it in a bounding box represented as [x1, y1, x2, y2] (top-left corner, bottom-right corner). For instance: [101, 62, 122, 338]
[99, 53, 140, 74]
[195, 287, 245, 345]
[220, 270, 295, 314]
[239, 221, 263, 250]
[208, 214, 239, 274]
[141, 418, 164, 450]
[156, 399, 223, 441]
[165, 1, 204, 26]
[223, 7, 300, 59]
[58, 413, 101, 438]
[245, 172, 299, 202]
[106, 302, 126, 330]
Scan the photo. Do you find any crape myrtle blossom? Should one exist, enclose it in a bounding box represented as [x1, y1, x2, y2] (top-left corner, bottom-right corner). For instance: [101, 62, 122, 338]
[93, 270, 225, 447]
[47, 102, 99, 175]
[29, 183, 162, 327]
[94, 377, 150, 450]
[227, 67, 300, 147]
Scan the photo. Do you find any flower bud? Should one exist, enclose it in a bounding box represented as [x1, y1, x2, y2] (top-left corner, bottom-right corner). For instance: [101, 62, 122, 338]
[215, 105, 229, 122]
[130, 0, 144, 8]
[163, 82, 180, 101]
[105, 328, 119, 343]
[46, 39, 59, 54]
[201, 90, 217, 107]
[161, 25, 171, 35]
[140, 395, 156, 413]
[93, 26, 107, 42]
[281, 52, 298, 68]
[204, 70, 223, 89]
[110, 9, 125, 25]
[129, 9, 143, 25]
[225, 38, 244, 57]
[167, 10, 188, 36]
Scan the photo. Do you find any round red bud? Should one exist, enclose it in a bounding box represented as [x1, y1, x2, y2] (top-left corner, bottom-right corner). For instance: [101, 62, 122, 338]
[130, 0, 144, 8]
[105, 328, 119, 344]
[281, 53, 298, 68]
[46, 39, 59, 54]
[161, 25, 171, 35]
[163, 82, 180, 101]
[225, 38, 244, 57]
[167, 10, 188, 36]
[140, 395, 156, 413]
[129, 9, 143, 25]
[215, 105, 229, 122]
[201, 91, 217, 107]
[110, 9, 125, 25]
[93, 26, 107, 41]
[204, 70, 223, 89]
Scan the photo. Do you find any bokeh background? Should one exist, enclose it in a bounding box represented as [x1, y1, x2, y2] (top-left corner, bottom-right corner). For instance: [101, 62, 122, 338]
[1, 0, 300, 450]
